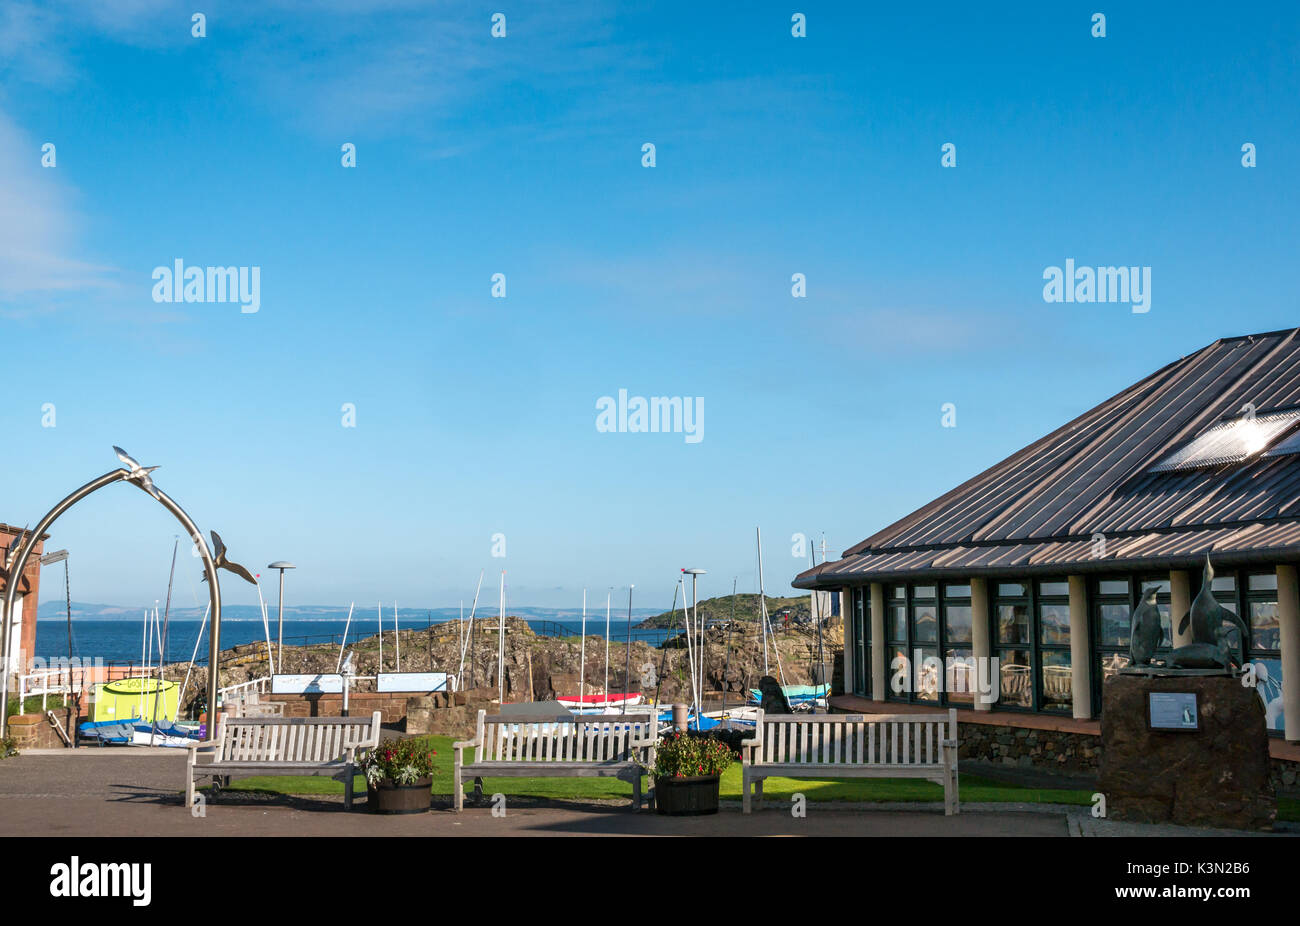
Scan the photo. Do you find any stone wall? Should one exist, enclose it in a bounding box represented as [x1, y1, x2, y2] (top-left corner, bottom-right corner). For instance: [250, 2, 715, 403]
[8, 709, 72, 750]
[957, 720, 1101, 773]
[405, 688, 500, 738]
[957, 715, 1299, 796]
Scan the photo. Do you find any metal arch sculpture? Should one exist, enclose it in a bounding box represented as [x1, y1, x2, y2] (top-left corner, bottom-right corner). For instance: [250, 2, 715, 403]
[0, 448, 224, 739]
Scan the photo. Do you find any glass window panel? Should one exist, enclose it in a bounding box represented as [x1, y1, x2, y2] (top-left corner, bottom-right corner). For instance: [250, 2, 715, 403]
[1248, 573, 1279, 592]
[1097, 603, 1131, 647]
[1038, 580, 1069, 597]
[1250, 600, 1281, 650]
[1211, 575, 1237, 593]
[914, 648, 940, 701]
[913, 585, 937, 600]
[1038, 603, 1071, 645]
[943, 584, 971, 599]
[1099, 651, 1130, 684]
[1249, 658, 1285, 732]
[890, 585, 906, 600]
[997, 582, 1028, 598]
[945, 605, 972, 644]
[1140, 579, 1171, 595]
[1263, 427, 1300, 458]
[887, 646, 908, 699]
[1149, 409, 1300, 472]
[944, 647, 974, 704]
[889, 605, 906, 642]
[997, 650, 1032, 708]
[1040, 652, 1073, 710]
[997, 604, 1031, 645]
[1097, 580, 1129, 596]
[911, 604, 938, 643]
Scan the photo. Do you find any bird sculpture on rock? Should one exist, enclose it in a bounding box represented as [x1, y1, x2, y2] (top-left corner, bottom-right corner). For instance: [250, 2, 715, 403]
[1186, 553, 1251, 664]
[1129, 585, 1164, 666]
[1168, 553, 1252, 669]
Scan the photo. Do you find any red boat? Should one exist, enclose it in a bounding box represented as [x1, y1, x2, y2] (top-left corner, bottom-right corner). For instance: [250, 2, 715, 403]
[555, 692, 643, 710]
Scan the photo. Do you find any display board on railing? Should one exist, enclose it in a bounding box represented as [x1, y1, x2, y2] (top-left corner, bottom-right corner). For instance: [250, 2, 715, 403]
[376, 672, 450, 693]
[271, 673, 345, 695]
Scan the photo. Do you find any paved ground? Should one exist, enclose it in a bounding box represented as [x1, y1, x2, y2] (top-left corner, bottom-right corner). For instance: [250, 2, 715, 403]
[0, 751, 1069, 837]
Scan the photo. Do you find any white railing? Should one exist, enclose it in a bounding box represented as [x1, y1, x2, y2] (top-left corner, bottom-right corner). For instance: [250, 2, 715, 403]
[217, 676, 271, 705]
[17, 666, 94, 711]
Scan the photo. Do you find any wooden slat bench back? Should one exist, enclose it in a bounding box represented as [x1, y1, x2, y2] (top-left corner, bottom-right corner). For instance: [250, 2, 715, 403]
[752, 711, 956, 767]
[186, 710, 382, 811]
[453, 710, 658, 812]
[471, 714, 656, 766]
[217, 715, 380, 764]
[742, 709, 960, 816]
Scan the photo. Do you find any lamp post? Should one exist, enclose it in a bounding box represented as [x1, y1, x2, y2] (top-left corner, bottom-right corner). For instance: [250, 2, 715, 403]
[268, 562, 295, 667]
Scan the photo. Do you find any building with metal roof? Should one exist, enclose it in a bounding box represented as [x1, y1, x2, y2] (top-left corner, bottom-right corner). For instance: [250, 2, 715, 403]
[795, 328, 1300, 744]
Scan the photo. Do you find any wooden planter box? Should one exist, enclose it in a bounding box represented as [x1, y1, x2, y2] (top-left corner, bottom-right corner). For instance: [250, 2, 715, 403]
[654, 774, 721, 815]
[366, 777, 431, 814]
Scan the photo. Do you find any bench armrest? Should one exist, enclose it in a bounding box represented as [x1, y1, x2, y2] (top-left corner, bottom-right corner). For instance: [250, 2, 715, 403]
[740, 711, 764, 762]
[453, 711, 486, 766]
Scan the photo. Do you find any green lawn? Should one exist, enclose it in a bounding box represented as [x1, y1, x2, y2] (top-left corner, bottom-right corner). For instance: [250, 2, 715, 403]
[6, 694, 71, 717]
[219, 734, 1098, 807]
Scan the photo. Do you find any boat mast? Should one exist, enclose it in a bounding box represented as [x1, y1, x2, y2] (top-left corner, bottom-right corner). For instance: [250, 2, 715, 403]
[377, 600, 383, 671]
[757, 527, 769, 675]
[721, 576, 736, 719]
[458, 570, 484, 689]
[757, 527, 786, 685]
[678, 576, 697, 718]
[604, 589, 611, 702]
[178, 602, 210, 715]
[497, 571, 506, 702]
[652, 581, 678, 715]
[255, 578, 276, 676]
[394, 600, 400, 673]
[151, 538, 179, 739]
[623, 585, 633, 715]
[335, 602, 355, 672]
[579, 589, 587, 703]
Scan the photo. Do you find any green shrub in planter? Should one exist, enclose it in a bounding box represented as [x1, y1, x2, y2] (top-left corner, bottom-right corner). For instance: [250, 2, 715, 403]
[360, 737, 437, 814]
[652, 731, 735, 778]
[649, 732, 734, 815]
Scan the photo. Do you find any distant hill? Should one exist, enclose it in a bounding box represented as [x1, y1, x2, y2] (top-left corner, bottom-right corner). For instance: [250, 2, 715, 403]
[36, 601, 662, 622]
[636, 593, 815, 629]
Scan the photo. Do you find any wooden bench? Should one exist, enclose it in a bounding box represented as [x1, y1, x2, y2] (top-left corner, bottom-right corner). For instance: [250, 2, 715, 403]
[186, 711, 382, 810]
[453, 710, 658, 812]
[742, 709, 959, 815]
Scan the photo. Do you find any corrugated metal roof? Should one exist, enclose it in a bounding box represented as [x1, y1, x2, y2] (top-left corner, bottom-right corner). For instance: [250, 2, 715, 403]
[798, 329, 1300, 588]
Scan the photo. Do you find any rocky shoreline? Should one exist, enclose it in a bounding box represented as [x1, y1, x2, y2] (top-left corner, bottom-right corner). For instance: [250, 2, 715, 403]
[175, 615, 843, 712]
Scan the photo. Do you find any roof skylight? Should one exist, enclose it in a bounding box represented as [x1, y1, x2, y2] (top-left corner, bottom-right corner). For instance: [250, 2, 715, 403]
[1148, 409, 1300, 473]
[1262, 426, 1300, 459]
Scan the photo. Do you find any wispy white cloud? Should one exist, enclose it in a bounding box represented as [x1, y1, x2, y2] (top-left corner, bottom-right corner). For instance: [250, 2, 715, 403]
[0, 110, 119, 316]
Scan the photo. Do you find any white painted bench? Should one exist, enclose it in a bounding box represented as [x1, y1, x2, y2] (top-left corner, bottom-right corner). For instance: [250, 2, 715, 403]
[186, 711, 382, 810]
[742, 709, 959, 815]
[453, 710, 658, 812]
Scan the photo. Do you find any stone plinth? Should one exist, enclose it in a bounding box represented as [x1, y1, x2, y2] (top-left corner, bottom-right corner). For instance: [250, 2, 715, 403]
[1100, 674, 1275, 830]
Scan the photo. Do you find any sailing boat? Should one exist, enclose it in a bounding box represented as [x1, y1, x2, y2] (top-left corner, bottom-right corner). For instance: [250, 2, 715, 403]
[557, 588, 643, 712]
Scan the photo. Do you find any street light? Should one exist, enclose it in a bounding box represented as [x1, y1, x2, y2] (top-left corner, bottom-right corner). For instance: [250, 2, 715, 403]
[268, 562, 296, 667]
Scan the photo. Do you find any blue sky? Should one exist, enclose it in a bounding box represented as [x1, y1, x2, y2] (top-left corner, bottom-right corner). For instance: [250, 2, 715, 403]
[1, 1, 1297, 614]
